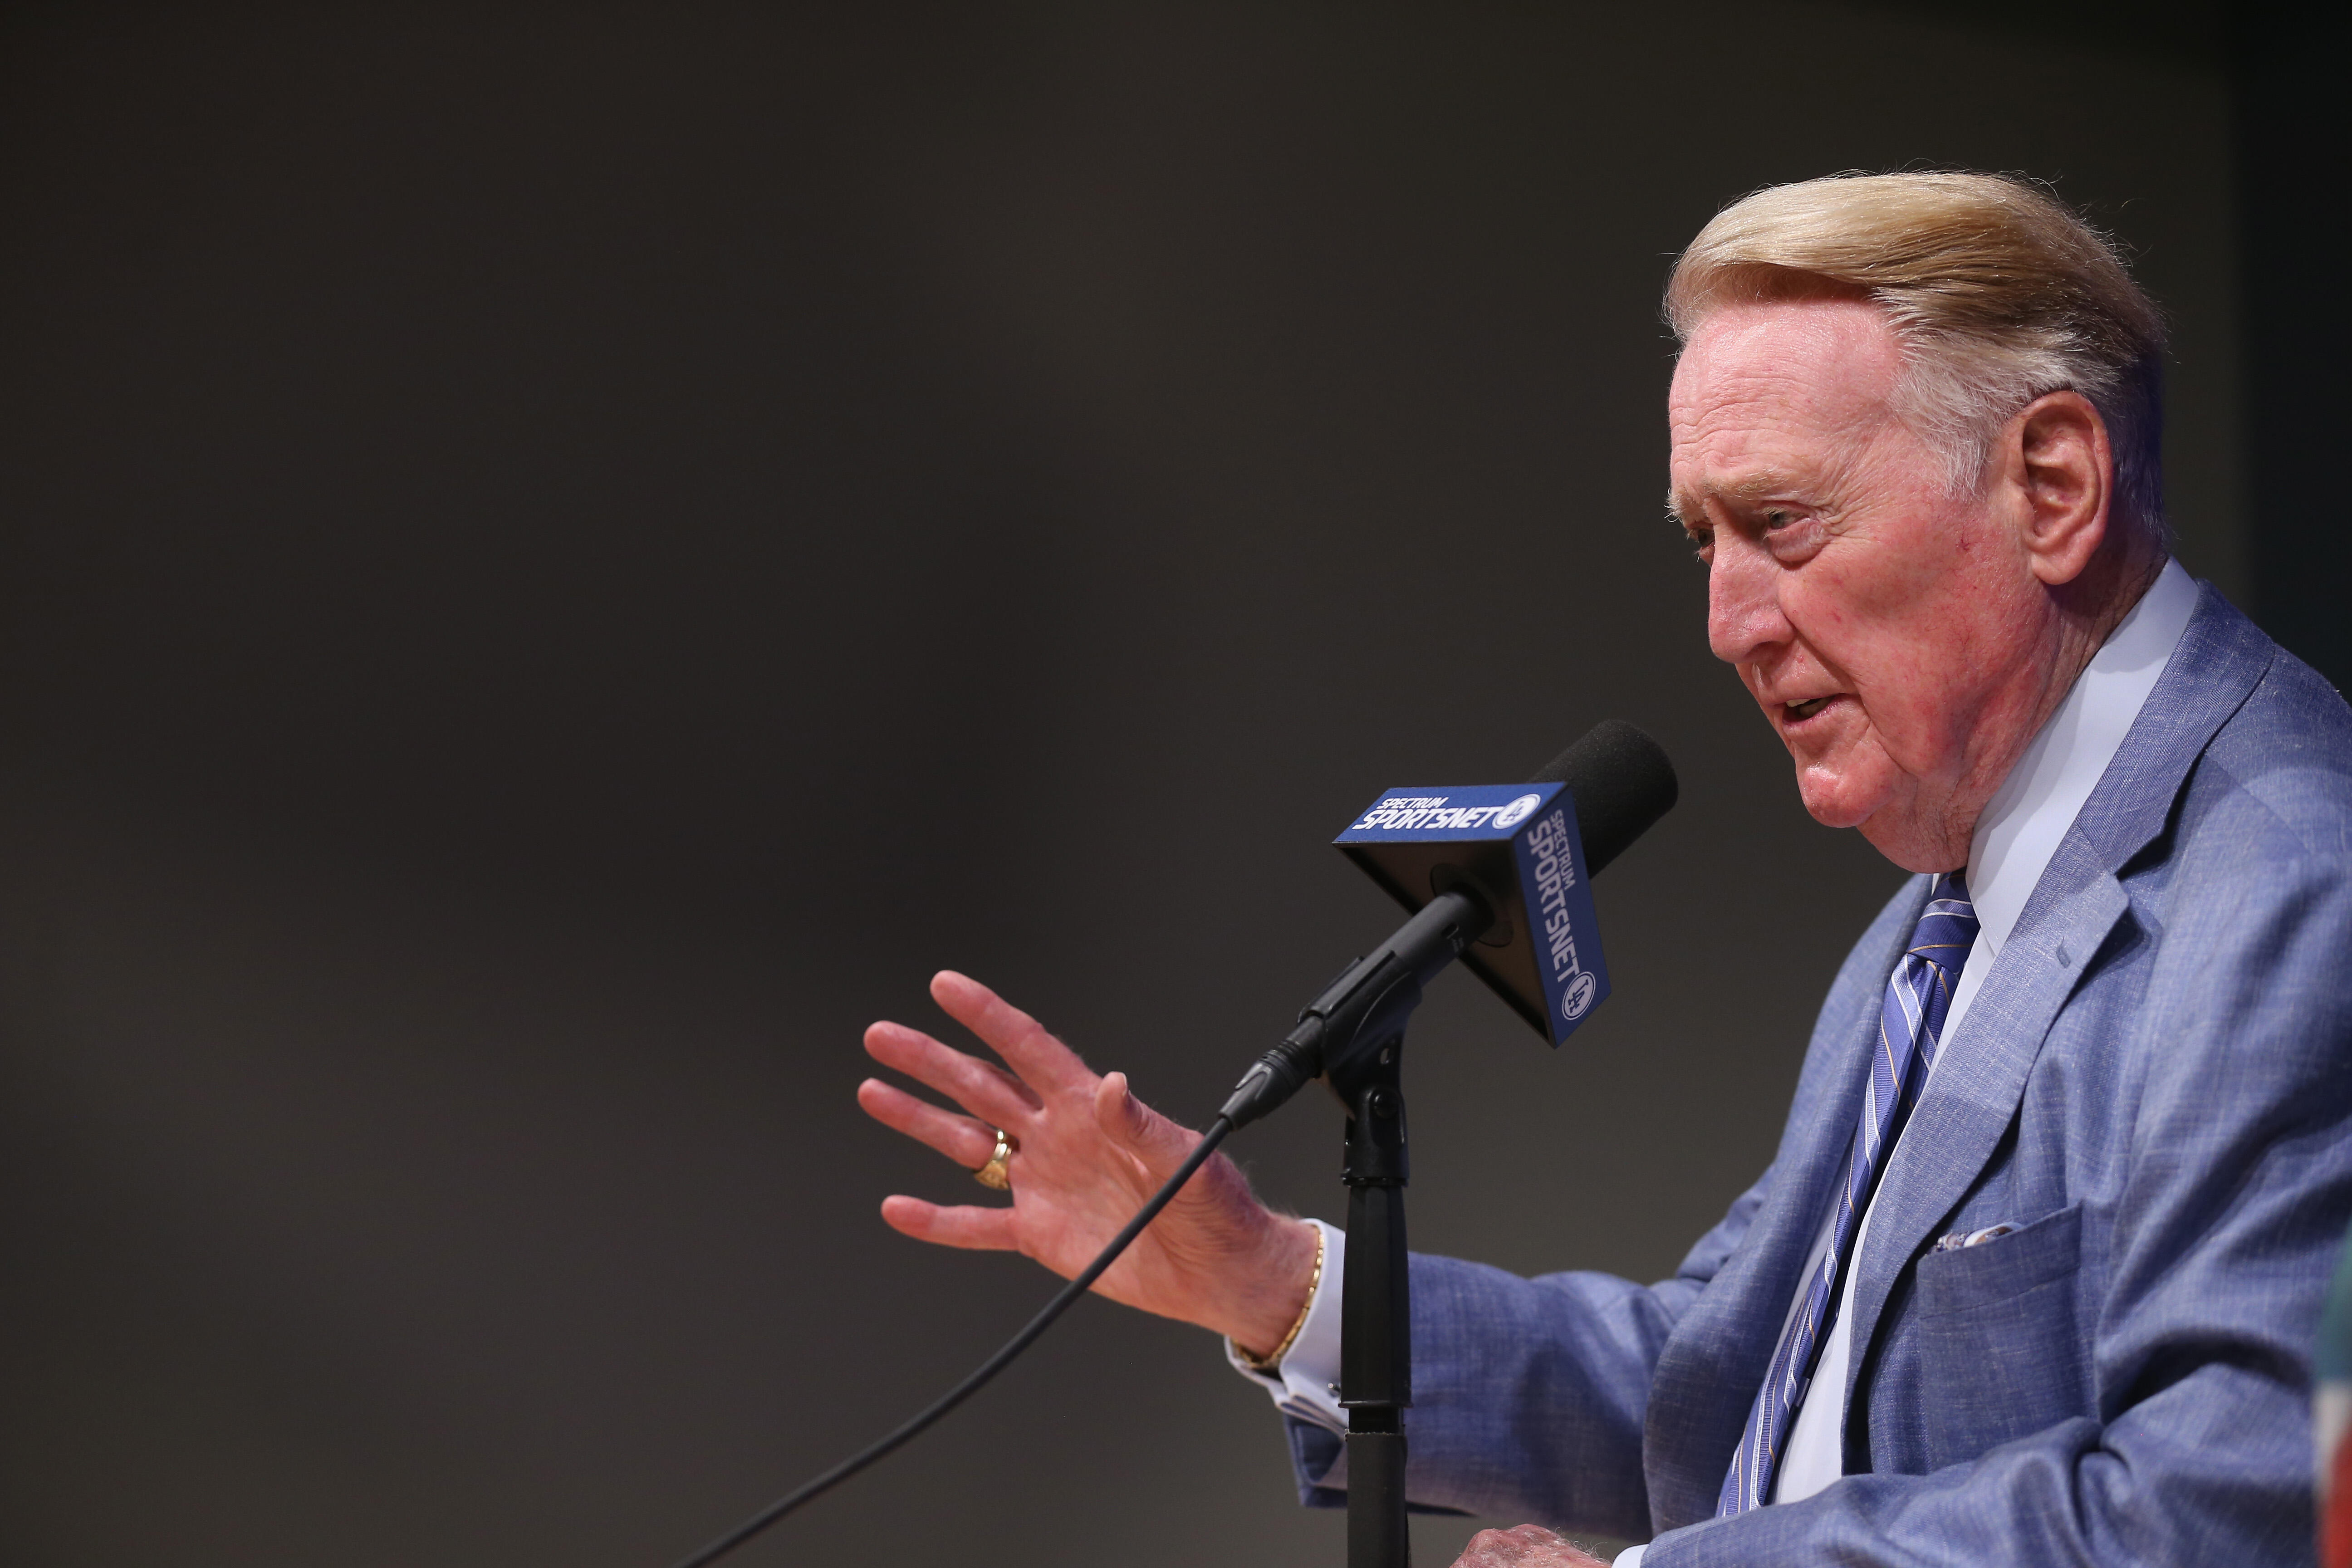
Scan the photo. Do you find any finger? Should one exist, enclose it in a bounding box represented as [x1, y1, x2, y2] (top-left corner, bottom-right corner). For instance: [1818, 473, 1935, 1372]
[864, 1019, 1042, 1129]
[1505, 1525, 1583, 1563]
[931, 970, 1096, 1095]
[1455, 1530, 1508, 1567]
[879, 1195, 1019, 1251]
[858, 1078, 999, 1168]
[1459, 1527, 1533, 1566]
[1459, 1529, 1543, 1568]
[1450, 1526, 1594, 1568]
[1094, 1072, 1204, 1179]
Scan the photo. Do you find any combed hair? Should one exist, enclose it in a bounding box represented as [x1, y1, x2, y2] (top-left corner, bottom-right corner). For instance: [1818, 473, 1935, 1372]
[1665, 172, 2167, 534]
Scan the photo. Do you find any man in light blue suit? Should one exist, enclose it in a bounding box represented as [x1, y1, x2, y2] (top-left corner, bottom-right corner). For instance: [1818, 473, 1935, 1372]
[858, 172, 2352, 1565]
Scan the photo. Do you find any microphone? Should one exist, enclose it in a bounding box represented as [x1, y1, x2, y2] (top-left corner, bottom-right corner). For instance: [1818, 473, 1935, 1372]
[1528, 718, 1683, 875]
[1219, 720, 1676, 1128]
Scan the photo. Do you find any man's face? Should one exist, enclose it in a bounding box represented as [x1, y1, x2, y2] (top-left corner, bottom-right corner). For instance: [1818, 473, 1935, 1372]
[1667, 299, 2058, 872]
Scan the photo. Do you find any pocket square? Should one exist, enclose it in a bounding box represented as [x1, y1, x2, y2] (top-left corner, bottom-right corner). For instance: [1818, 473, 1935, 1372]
[1932, 1222, 2019, 1253]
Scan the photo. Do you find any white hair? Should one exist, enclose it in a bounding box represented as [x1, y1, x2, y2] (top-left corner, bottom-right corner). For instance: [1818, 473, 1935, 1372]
[1666, 172, 2167, 535]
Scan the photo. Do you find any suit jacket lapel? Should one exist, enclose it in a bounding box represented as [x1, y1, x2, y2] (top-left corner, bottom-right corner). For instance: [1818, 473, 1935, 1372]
[1839, 848, 2127, 1420]
[1643, 880, 1925, 1528]
[1838, 585, 2276, 1416]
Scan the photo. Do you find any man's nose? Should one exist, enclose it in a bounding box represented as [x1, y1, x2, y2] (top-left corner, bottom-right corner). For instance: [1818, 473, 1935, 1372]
[1706, 539, 1791, 666]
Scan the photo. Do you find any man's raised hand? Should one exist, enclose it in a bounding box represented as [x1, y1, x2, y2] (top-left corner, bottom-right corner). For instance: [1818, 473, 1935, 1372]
[856, 970, 1319, 1358]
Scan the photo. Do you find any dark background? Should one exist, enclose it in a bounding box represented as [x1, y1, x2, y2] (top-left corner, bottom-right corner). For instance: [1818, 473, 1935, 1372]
[0, 3, 2334, 1565]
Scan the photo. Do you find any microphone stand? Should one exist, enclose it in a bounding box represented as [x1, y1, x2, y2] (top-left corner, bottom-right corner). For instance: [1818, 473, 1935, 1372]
[1335, 1013, 1414, 1568]
[1227, 888, 1492, 1568]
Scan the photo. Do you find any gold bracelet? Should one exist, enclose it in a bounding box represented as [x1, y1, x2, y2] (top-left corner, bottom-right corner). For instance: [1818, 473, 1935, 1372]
[1235, 1224, 1325, 1373]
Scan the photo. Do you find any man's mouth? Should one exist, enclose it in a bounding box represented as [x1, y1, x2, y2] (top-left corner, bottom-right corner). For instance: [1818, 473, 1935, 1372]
[1785, 696, 1833, 723]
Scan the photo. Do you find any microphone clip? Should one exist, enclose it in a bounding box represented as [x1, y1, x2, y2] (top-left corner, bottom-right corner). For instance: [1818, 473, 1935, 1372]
[1217, 887, 1492, 1130]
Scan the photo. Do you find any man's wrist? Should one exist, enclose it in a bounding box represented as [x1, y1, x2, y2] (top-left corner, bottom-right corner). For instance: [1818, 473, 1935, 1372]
[1225, 1220, 1348, 1433]
[1225, 1216, 1324, 1357]
[1234, 1221, 1325, 1371]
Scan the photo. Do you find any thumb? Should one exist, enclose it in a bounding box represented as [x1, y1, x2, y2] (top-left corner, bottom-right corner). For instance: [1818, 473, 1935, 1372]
[1095, 1072, 1200, 1178]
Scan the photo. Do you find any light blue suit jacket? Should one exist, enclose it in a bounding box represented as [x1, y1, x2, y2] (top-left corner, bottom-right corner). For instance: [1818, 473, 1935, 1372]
[1285, 587, 2352, 1563]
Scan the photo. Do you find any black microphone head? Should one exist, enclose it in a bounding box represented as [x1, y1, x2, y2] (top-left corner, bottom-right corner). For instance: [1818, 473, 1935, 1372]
[1529, 720, 1678, 877]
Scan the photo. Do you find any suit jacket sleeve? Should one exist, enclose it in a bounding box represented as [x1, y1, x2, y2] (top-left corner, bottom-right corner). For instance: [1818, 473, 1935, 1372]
[1278, 1166, 1773, 1541]
[1642, 841, 2352, 1566]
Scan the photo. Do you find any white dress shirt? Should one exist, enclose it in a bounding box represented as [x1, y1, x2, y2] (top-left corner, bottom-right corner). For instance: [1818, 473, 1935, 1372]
[1234, 561, 2200, 1563]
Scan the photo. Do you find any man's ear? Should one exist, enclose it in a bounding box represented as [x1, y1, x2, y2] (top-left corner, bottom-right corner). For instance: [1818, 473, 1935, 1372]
[2005, 391, 2112, 587]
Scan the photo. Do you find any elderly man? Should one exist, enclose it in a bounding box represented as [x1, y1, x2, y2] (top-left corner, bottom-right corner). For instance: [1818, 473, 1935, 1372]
[856, 172, 2352, 1565]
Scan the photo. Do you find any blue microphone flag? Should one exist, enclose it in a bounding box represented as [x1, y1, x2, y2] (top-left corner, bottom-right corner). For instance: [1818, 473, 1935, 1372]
[1333, 783, 1609, 1045]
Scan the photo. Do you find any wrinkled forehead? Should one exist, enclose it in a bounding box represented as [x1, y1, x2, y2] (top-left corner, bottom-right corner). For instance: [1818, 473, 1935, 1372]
[1666, 300, 1906, 512]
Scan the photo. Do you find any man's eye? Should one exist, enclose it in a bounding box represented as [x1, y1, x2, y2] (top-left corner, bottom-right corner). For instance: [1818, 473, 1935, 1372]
[1763, 509, 1793, 530]
[1686, 530, 1713, 563]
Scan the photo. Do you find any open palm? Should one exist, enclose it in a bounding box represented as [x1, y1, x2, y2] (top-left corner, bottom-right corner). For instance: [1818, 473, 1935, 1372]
[856, 970, 1317, 1354]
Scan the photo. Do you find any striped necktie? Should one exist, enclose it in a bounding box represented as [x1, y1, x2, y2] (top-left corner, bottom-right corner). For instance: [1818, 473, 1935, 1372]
[1716, 871, 1980, 1516]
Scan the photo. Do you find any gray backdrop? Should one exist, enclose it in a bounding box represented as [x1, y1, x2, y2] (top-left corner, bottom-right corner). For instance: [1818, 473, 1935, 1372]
[0, 4, 2254, 1564]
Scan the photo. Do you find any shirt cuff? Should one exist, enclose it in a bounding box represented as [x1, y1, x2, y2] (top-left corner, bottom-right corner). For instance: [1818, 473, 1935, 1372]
[1224, 1218, 1347, 1435]
[1612, 1547, 1645, 1566]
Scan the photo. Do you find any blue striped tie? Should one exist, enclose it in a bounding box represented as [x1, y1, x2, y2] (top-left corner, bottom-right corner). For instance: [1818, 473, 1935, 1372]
[1715, 872, 1980, 1516]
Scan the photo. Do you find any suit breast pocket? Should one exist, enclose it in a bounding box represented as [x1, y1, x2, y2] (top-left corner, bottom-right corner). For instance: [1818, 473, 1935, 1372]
[1910, 1203, 2087, 1470]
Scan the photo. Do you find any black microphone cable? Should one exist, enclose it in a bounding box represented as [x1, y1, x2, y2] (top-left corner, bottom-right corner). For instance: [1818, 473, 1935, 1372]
[665, 1113, 1237, 1568]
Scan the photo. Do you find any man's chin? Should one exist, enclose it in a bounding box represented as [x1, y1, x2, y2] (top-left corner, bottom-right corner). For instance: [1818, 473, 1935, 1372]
[1798, 772, 1970, 873]
[1793, 763, 1885, 831]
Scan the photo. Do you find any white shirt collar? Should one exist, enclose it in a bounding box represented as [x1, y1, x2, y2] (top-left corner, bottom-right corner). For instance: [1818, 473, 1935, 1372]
[1962, 557, 2200, 960]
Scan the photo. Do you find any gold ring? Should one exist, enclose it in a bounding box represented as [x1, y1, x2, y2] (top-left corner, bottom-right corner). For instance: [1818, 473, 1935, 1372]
[972, 1127, 1016, 1190]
